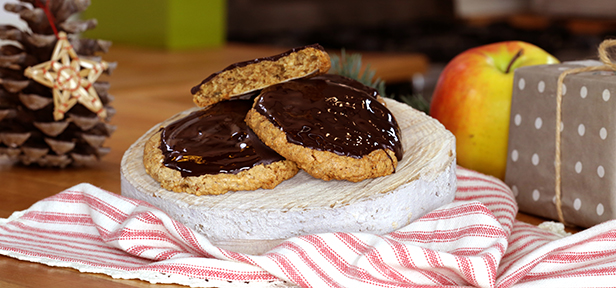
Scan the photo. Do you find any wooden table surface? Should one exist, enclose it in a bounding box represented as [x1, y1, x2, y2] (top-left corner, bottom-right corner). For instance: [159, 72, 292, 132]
[0, 43, 573, 287]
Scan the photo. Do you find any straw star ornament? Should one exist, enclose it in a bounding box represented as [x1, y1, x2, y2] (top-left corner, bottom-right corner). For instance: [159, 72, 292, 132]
[24, 31, 109, 121]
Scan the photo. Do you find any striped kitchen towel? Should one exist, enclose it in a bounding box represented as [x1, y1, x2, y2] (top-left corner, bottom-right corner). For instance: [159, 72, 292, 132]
[1, 166, 616, 288]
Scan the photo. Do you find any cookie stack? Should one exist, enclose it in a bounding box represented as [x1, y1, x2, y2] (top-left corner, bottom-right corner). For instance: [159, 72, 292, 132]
[121, 45, 457, 254]
[144, 44, 403, 195]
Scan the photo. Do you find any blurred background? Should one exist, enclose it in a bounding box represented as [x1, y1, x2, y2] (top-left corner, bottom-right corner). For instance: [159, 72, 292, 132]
[2, 0, 614, 104]
[225, 0, 615, 105]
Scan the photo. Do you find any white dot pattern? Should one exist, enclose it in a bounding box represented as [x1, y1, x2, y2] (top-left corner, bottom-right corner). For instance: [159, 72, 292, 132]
[578, 124, 585, 136]
[538, 81, 545, 93]
[535, 117, 542, 129]
[514, 114, 522, 126]
[580, 86, 588, 98]
[562, 83, 567, 95]
[532, 189, 540, 201]
[518, 78, 526, 90]
[604, 89, 611, 102]
[575, 161, 583, 174]
[600, 127, 608, 140]
[574, 198, 582, 211]
[532, 153, 539, 166]
[598, 166, 605, 178]
[597, 203, 605, 216]
[511, 150, 519, 162]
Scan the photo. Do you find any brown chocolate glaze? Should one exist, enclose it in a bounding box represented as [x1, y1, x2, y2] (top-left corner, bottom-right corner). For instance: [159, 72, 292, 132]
[254, 78, 403, 160]
[190, 44, 326, 95]
[160, 99, 285, 177]
[311, 74, 379, 100]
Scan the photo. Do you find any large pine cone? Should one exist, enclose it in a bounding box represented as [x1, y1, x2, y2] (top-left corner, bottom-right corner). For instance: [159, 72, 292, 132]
[0, 0, 116, 167]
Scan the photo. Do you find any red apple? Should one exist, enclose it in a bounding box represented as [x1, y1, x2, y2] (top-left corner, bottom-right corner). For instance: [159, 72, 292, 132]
[430, 41, 558, 180]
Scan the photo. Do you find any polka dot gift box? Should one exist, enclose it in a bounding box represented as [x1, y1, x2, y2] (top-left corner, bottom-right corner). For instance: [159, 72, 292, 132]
[506, 60, 616, 228]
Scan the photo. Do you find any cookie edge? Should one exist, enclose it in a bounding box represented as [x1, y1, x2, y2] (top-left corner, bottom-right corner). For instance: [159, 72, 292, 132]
[245, 108, 397, 182]
[143, 131, 299, 195]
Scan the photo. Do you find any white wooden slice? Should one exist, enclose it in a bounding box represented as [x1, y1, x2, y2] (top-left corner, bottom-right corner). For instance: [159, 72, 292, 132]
[121, 98, 456, 255]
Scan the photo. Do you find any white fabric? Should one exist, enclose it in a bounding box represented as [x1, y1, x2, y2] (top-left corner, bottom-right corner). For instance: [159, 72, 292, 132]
[1, 166, 616, 287]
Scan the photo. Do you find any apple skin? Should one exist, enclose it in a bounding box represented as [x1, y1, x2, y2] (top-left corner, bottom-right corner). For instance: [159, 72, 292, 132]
[430, 41, 559, 180]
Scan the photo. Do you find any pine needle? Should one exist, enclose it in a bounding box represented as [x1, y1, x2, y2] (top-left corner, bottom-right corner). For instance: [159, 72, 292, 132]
[329, 49, 430, 114]
[330, 49, 386, 97]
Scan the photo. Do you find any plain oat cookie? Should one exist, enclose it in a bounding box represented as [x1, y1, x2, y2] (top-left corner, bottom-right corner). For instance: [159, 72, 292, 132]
[191, 44, 331, 108]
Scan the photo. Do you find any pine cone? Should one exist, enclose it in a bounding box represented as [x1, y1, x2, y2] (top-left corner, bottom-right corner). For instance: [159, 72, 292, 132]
[0, 0, 116, 167]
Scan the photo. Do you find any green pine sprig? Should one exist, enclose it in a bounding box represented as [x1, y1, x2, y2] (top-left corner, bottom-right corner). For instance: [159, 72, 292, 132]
[397, 93, 430, 114]
[329, 49, 430, 114]
[330, 49, 386, 97]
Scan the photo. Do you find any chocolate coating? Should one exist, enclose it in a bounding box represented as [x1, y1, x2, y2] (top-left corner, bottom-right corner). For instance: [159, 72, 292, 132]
[190, 44, 325, 95]
[311, 74, 380, 100]
[160, 99, 285, 177]
[254, 78, 403, 160]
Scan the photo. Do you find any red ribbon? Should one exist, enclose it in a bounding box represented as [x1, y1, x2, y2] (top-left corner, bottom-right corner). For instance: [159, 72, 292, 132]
[34, 0, 58, 37]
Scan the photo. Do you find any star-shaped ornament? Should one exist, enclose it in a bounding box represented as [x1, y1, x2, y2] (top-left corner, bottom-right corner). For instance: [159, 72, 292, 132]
[24, 31, 109, 121]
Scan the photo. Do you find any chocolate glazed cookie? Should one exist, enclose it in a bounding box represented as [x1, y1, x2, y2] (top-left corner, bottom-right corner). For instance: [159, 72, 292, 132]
[144, 99, 298, 195]
[245, 77, 403, 182]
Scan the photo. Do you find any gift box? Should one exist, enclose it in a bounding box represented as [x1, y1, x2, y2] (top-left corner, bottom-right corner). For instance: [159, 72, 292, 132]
[505, 59, 616, 228]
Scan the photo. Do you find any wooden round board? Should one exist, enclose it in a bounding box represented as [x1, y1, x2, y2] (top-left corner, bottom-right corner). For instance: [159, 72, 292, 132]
[121, 98, 457, 255]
